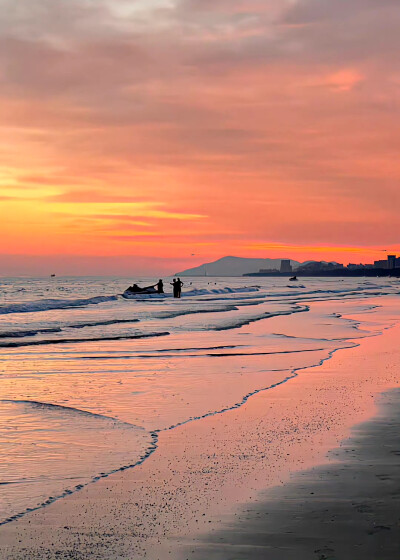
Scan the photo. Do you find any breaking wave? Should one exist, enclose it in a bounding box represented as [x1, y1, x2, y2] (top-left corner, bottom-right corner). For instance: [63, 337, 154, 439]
[212, 305, 309, 331]
[0, 319, 141, 340]
[122, 286, 260, 299]
[0, 399, 138, 427]
[0, 331, 169, 348]
[0, 295, 119, 315]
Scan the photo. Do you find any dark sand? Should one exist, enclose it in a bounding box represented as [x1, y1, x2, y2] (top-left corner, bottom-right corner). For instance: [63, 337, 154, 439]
[183, 388, 400, 560]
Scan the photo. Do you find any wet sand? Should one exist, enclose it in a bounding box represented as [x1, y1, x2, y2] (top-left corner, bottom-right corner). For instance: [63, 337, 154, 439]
[1, 305, 400, 559]
[182, 388, 400, 560]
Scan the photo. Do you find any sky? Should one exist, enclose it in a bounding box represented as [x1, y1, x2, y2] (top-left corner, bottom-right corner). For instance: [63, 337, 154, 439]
[1, 0, 399, 275]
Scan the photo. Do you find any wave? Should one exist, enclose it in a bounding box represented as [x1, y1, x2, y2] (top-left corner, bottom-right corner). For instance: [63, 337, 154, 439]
[0, 304, 262, 341]
[0, 286, 260, 316]
[212, 305, 309, 331]
[268, 286, 386, 300]
[122, 286, 260, 299]
[0, 327, 62, 338]
[107, 347, 326, 359]
[0, 399, 140, 428]
[153, 305, 238, 320]
[0, 319, 141, 340]
[68, 318, 139, 329]
[0, 331, 169, 348]
[265, 290, 390, 308]
[81, 345, 240, 359]
[0, 295, 119, 315]
[184, 286, 259, 296]
[152, 345, 238, 353]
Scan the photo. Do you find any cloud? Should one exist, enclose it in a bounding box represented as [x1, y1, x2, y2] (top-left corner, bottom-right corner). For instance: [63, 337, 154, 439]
[282, 0, 400, 25]
[47, 190, 152, 203]
[1, 0, 400, 268]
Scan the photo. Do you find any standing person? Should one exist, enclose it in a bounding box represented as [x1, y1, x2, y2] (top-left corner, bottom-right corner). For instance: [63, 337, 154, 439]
[170, 278, 179, 298]
[155, 279, 164, 294]
[176, 277, 184, 298]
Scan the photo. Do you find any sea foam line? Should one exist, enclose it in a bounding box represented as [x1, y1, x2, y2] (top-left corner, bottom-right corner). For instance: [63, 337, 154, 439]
[0, 400, 142, 428]
[0, 331, 170, 348]
[212, 304, 309, 331]
[0, 319, 141, 340]
[81, 347, 328, 361]
[122, 286, 260, 300]
[0, 295, 119, 315]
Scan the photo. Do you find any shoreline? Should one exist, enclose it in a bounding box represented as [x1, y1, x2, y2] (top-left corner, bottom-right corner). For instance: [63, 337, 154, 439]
[1, 299, 400, 559]
[185, 387, 400, 559]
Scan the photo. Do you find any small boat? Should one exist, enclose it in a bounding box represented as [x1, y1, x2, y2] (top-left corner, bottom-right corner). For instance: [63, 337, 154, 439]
[289, 276, 298, 281]
[123, 285, 158, 298]
[50, 274, 56, 278]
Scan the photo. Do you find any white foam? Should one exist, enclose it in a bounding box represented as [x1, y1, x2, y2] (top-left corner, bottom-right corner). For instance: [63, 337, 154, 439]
[0, 295, 118, 315]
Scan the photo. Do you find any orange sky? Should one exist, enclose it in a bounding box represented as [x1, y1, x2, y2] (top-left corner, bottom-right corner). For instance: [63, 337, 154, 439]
[1, 0, 399, 275]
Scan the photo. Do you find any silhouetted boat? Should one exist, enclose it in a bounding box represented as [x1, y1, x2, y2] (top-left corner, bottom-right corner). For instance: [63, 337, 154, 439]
[289, 276, 298, 281]
[123, 285, 158, 298]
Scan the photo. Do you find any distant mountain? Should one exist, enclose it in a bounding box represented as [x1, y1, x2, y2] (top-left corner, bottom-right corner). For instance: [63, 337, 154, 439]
[175, 256, 301, 277]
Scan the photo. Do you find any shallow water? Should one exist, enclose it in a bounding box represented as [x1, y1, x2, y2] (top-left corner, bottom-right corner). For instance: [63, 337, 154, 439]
[0, 275, 399, 524]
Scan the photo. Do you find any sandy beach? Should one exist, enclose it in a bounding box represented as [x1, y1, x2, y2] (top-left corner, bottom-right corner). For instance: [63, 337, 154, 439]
[1, 294, 400, 559]
[185, 387, 400, 560]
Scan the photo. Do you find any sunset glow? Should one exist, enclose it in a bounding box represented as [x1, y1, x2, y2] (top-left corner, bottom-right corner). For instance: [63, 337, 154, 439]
[1, 0, 399, 275]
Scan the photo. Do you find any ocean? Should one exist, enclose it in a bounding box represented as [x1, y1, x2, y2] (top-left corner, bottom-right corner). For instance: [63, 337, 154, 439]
[0, 275, 399, 526]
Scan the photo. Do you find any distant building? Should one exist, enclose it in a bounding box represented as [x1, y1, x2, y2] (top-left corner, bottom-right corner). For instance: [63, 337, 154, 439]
[347, 263, 374, 270]
[297, 261, 344, 273]
[280, 259, 292, 273]
[374, 255, 399, 269]
[258, 268, 280, 274]
[387, 255, 397, 270]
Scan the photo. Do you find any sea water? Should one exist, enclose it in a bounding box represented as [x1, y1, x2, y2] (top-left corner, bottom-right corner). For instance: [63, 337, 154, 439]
[0, 275, 399, 524]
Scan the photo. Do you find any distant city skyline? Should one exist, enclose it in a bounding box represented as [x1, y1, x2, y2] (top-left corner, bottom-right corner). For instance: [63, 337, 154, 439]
[243, 254, 400, 278]
[0, 249, 398, 277]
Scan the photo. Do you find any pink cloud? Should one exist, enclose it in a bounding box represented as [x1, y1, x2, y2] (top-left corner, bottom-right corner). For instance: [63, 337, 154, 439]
[1, 0, 400, 271]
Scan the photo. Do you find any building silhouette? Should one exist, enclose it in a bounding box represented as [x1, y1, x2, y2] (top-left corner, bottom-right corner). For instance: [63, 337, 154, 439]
[297, 261, 344, 273]
[244, 254, 400, 277]
[387, 255, 396, 270]
[280, 259, 292, 273]
[374, 255, 399, 269]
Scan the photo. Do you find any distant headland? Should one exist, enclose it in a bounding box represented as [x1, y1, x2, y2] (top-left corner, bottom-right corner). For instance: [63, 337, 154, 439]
[176, 255, 400, 277]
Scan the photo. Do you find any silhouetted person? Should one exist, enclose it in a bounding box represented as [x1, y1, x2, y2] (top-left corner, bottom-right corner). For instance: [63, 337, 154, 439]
[156, 279, 164, 294]
[176, 278, 184, 298]
[171, 278, 179, 298]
